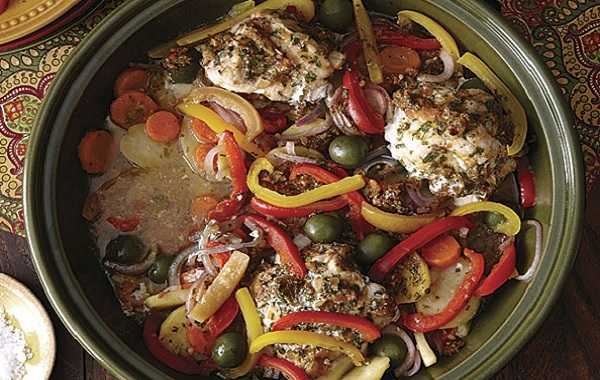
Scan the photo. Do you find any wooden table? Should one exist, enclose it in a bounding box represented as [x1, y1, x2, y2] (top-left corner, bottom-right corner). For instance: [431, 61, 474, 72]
[0, 180, 597, 379]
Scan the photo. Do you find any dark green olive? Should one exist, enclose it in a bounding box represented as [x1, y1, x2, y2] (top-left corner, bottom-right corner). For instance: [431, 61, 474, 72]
[356, 233, 396, 266]
[329, 135, 369, 167]
[162, 47, 201, 84]
[319, 0, 354, 32]
[147, 254, 174, 283]
[211, 332, 248, 368]
[105, 235, 146, 264]
[369, 334, 408, 367]
[304, 214, 343, 243]
[458, 77, 489, 92]
[484, 211, 506, 229]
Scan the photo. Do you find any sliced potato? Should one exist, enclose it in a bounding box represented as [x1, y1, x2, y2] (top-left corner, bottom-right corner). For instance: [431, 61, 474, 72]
[145, 288, 190, 310]
[440, 296, 480, 329]
[391, 252, 431, 304]
[159, 305, 192, 357]
[120, 124, 175, 168]
[416, 258, 470, 315]
[316, 356, 354, 380]
[341, 356, 390, 380]
[414, 332, 437, 367]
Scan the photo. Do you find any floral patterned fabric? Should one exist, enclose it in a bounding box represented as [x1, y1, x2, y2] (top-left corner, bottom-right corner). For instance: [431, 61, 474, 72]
[0, 0, 598, 236]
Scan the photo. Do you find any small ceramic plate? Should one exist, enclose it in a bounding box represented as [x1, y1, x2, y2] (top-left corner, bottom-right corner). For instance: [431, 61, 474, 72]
[0, 273, 55, 380]
[0, 0, 80, 45]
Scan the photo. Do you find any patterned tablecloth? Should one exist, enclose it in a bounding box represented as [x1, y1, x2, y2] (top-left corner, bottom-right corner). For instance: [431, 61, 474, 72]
[0, 0, 598, 236]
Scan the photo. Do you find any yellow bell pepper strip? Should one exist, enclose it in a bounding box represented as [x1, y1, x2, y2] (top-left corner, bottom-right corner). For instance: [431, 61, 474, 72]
[397, 10, 460, 60]
[361, 202, 439, 233]
[189, 251, 250, 323]
[145, 288, 190, 310]
[182, 87, 264, 142]
[341, 356, 390, 380]
[450, 201, 521, 236]
[176, 0, 316, 46]
[249, 331, 366, 366]
[457, 52, 527, 156]
[352, 0, 383, 84]
[247, 157, 366, 208]
[221, 288, 264, 379]
[177, 103, 265, 156]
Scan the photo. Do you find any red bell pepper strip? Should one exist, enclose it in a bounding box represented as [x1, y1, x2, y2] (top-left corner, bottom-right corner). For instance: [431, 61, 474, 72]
[517, 157, 536, 208]
[272, 311, 381, 342]
[342, 69, 385, 135]
[208, 131, 248, 221]
[106, 216, 139, 232]
[259, 107, 288, 134]
[258, 355, 310, 380]
[242, 214, 307, 278]
[290, 164, 373, 239]
[474, 242, 516, 297]
[369, 216, 474, 282]
[376, 30, 442, 50]
[250, 197, 348, 218]
[188, 295, 239, 354]
[401, 249, 485, 333]
[143, 314, 205, 374]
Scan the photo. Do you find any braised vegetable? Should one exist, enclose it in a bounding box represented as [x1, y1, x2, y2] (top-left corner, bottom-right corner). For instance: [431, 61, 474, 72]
[420, 234, 462, 268]
[145, 288, 190, 310]
[145, 111, 181, 143]
[379, 46, 421, 74]
[114, 68, 149, 97]
[352, 0, 383, 83]
[79, 130, 114, 174]
[397, 10, 460, 59]
[360, 202, 438, 234]
[120, 124, 175, 168]
[391, 252, 431, 304]
[110, 91, 158, 129]
[258, 355, 310, 380]
[341, 356, 389, 380]
[159, 306, 192, 357]
[450, 201, 521, 236]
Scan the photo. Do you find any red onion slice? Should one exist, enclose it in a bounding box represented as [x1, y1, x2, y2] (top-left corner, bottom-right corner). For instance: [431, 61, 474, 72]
[280, 118, 331, 140]
[404, 349, 422, 377]
[209, 101, 247, 132]
[418, 50, 455, 83]
[168, 245, 197, 287]
[204, 145, 221, 181]
[364, 84, 391, 116]
[185, 272, 210, 316]
[104, 250, 157, 275]
[514, 219, 542, 282]
[382, 325, 417, 377]
[331, 109, 361, 136]
[296, 106, 324, 126]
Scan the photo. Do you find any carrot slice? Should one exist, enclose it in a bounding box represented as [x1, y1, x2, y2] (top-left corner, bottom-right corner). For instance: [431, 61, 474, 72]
[194, 143, 214, 169]
[114, 68, 149, 97]
[191, 195, 219, 223]
[78, 130, 114, 174]
[145, 111, 181, 143]
[420, 234, 462, 268]
[380, 46, 422, 74]
[110, 91, 158, 129]
[191, 118, 218, 144]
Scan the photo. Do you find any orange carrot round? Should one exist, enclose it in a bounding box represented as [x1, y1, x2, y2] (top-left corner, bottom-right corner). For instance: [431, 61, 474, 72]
[114, 68, 149, 97]
[110, 91, 158, 129]
[420, 234, 462, 268]
[78, 130, 114, 174]
[145, 111, 181, 143]
[380, 46, 422, 74]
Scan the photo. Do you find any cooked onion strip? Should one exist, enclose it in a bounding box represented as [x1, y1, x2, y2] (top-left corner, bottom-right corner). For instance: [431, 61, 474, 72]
[296, 106, 324, 126]
[418, 50, 455, 83]
[293, 234, 312, 250]
[514, 219, 542, 282]
[382, 325, 418, 378]
[104, 250, 157, 275]
[364, 84, 390, 116]
[204, 145, 221, 181]
[168, 245, 197, 287]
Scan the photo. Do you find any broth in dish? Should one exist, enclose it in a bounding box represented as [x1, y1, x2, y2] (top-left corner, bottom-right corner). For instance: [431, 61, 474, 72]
[79, 0, 540, 378]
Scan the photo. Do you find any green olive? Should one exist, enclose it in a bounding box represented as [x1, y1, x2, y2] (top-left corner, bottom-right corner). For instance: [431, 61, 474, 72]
[484, 211, 506, 229]
[304, 214, 343, 243]
[369, 334, 408, 367]
[147, 254, 174, 283]
[319, 0, 354, 32]
[458, 77, 489, 92]
[329, 135, 369, 167]
[105, 235, 146, 264]
[211, 332, 248, 368]
[356, 233, 396, 266]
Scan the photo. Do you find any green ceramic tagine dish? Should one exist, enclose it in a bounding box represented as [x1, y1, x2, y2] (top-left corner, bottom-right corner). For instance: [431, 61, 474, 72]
[24, 0, 584, 379]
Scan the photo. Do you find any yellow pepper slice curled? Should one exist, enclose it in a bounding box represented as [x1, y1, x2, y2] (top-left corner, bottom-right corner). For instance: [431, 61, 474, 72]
[457, 52, 527, 156]
[178, 103, 265, 156]
[247, 158, 366, 208]
[250, 331, 366, 366]
[361, 202, 439, 233]
[221, 288, 264, 378]
[450, 201, 521, 236]
[397, 10, 460, 59]
[353, 0, 384, 84]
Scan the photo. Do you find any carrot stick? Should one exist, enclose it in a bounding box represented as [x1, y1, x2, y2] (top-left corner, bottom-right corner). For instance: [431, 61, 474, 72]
[194, 143, 215, 169]
[145, 111, 181, 143]
[420, 234, 462, 268]
[114, 68, 149, 97]
[110, 91, 158, 129]
[191, 118, 218, 144]
[78, 130, 114, 174]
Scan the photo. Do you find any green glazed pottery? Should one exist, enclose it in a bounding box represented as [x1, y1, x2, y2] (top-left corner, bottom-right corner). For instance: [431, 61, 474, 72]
[24, 0, 584, 379]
